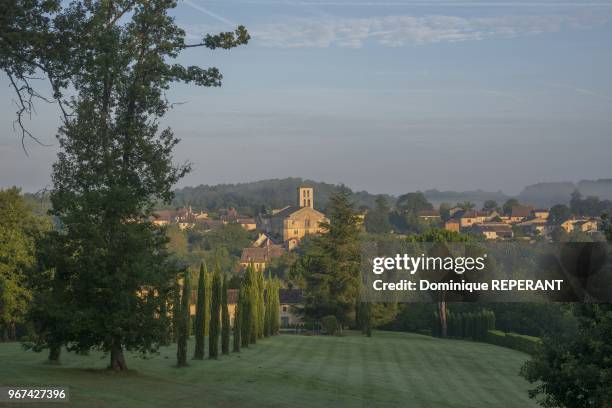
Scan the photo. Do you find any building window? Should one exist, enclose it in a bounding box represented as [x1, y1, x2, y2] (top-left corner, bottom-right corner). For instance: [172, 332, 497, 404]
[282, 306, 287, 312]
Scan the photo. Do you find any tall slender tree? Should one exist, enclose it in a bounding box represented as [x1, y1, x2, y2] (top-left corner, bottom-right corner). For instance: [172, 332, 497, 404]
[240, 283, 251, 348]
[209, 270, 221, 359]
[194, 262, 207, 360]
[221, 274, 230, 355]
[233, 288, 241, 353]
[177, 270, 190, 367]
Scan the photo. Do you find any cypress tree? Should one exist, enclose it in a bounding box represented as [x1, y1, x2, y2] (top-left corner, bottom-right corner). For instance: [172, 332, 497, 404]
[177, 270, 190, 367]
[209, 271, 221, 359]
[194, 262, 207, 360]
[271, 278, 281, 335]
[256, 269, 265, 339]
[221, 274, 230, 355]
[263, 279, 271, 337]
[172, 280, 181, 343]
[233, 288, 241, 353]
[240, 283, 251, 348]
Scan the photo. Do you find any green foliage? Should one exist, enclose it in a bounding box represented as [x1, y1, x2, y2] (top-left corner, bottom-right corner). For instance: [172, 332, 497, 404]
[482, 200, 499, 212]
[321, 315, 339, 336]
[193, 262, 207, 359]
[239, 282, 251, 348]
[233, 288, 242, 353]
[521, 305, 612, 408]
[172, 178, 392, 214]
[296, 188, 361, 327]
[487, 330, 540, 355]
[221, 274, 230, 355]
[547, 204, 571, 225]
[0, 187, 50, 341]
[209, 268, 222, 359]
[364, 196, 392, 234]
[502, 199, 520, 216]
[177, 271, 190, 367]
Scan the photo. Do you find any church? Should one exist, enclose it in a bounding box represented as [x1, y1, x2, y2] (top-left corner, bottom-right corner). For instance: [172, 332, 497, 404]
[258, 187, 328, 249]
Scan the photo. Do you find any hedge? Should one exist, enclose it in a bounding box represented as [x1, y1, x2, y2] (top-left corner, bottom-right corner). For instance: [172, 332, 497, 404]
[485, 330, 541, 355]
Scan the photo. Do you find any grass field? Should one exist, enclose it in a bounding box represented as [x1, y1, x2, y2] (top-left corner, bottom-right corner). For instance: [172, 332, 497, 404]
[0, 331, 539, 408]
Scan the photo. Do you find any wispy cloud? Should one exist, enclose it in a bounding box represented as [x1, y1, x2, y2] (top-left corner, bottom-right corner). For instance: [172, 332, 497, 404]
[183, 0, 237, 26]
[251, 12, 612, 48]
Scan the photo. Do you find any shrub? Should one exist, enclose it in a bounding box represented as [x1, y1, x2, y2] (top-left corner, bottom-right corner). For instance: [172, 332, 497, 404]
[321, 315, 339, 335]
[485, 330, 541, 355]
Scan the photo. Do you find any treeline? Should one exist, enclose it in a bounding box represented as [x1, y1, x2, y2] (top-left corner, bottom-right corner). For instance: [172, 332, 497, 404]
[171, 178, 390, 215]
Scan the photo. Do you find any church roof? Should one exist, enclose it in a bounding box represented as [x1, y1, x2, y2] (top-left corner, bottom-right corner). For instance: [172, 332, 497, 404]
[271, 205, 324, 219]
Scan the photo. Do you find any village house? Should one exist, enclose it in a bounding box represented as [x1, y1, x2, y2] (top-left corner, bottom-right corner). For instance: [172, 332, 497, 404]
[444, 219, 460, 233]
[237, 218, 257, 231]
[417, 210, 441, 222]
[457, 210, 490, 228]
[561, 218, 599, 233]
[239, 244, 285, 271]
[188, 288, 302, 327]
[472, 223, 514, 240]
[509, 205, 535, 223]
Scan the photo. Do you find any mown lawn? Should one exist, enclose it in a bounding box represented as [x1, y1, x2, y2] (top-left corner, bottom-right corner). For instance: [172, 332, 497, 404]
[0, 331, 539, 408]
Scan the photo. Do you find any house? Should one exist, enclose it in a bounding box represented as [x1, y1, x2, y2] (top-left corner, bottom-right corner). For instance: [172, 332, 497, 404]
[279, 289, 303, 327]
[531, 209, 549, 220]
[263, 187, 328, 246]
[240, 245, 285, 271]
[444, 219, 460, 232]
[559, 218, 599, 234]
[186, 288, 303, 327]
[473, 223, 514, 240]
[237, 218, 257, 231]
[458, 210, 489, 228]
[418, 210, 441, 222]
[516, 218, 547, 236]
[509, 205, 535, 223]
[150, 210, 176, 226]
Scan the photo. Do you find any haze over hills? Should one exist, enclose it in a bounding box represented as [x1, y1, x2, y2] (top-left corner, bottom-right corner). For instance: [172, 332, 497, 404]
[20, 178, 612, 215]
[170, 178, 612, 213]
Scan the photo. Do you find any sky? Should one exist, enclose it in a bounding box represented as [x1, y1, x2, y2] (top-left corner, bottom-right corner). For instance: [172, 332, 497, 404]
[1, 0, 612, 195]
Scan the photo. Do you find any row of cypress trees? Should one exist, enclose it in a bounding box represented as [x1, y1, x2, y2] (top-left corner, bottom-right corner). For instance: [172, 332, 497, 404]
[176, 262, 281, 366]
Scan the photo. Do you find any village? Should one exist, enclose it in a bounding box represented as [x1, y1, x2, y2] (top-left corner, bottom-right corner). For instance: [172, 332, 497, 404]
[149, 186, 603, 328]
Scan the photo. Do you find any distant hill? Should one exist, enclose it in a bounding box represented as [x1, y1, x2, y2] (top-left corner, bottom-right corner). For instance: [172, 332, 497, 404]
[15, 178, 612, 214]
[171, 178, 393, 214]
[517, 179, 612, 207]
[422, 189, 510, 208]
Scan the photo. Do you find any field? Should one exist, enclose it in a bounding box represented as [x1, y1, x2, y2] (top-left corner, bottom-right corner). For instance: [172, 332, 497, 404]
[0, 331, 539, 408]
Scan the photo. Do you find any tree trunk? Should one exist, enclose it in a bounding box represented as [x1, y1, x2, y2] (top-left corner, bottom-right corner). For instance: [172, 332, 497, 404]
[438, 301, 447, 338]
[48, 343, 61, 364]
[110, 337, 127, 371]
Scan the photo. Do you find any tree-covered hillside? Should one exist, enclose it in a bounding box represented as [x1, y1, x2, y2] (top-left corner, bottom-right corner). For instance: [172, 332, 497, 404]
[171, 178, 394, 214]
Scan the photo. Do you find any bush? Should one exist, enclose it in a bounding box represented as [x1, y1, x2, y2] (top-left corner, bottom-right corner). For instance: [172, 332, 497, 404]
[321, 315, 339, 336]
[485, 330, 541, 355]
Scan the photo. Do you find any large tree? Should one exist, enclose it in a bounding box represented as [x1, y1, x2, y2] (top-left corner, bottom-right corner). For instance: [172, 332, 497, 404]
[297, 188, 361, 328]
[3, 0, 248, 370]
[364, 195, 392, 234]
[521, 304, 612, 408]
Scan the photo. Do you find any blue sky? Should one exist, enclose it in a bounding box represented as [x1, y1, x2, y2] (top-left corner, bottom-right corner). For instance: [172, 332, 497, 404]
[1, 0, 612, 194]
